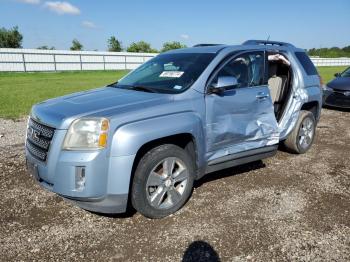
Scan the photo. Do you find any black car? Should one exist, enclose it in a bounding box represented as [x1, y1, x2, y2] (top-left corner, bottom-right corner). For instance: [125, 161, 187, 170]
[323, 67, 350, 108]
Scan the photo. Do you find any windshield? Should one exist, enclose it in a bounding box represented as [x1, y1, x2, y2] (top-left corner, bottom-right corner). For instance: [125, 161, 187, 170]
[340, 67, 350, 77]
[114, 53, 215, 93]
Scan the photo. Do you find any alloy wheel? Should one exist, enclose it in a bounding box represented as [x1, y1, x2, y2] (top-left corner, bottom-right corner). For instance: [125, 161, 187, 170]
[146, 157, 189, 209]
[298, 117, 314, 149]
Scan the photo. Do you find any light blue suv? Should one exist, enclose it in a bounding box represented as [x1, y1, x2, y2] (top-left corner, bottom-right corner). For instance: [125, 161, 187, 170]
[26, 40, 322, 218]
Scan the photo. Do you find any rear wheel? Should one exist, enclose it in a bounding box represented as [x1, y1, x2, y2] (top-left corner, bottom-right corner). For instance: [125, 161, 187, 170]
[131, 144, 195, 218]
[283, 110, 316, 154]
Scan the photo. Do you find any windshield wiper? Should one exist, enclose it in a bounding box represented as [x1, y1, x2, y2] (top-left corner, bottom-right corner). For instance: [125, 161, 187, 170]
[107, 81, 118, 87]
[127, 85, 157, 93]
[109, 83, 158, 93]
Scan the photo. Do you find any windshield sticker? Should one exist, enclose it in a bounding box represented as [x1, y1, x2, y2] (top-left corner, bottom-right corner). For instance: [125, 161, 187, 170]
[173, 85, 183, 90]
[159, 71, 184, 78]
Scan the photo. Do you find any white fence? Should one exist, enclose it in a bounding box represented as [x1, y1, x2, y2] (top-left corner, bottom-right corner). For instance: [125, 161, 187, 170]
[0, 48, 156, 72]
[310, 57, 350, 67]
[0, 48, 349, 72]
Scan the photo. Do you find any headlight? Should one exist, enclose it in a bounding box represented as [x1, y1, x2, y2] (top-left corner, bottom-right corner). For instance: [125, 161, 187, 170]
[322, 85, 333, 92]
[63, 118, 109, 150]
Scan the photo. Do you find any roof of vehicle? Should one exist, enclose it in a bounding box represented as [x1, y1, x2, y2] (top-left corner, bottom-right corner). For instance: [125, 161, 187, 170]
[164, 40, 302, 55]
[165, 45, 228, 54]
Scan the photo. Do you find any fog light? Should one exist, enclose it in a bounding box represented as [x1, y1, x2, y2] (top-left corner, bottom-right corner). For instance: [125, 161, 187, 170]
[75, 166, 86, 191]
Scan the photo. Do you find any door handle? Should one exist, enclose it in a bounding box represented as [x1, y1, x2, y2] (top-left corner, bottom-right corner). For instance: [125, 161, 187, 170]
[256, 92, 269, 99]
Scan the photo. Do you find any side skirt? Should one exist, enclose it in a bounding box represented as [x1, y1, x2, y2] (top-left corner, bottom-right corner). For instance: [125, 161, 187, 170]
[204, 145, 278, 175]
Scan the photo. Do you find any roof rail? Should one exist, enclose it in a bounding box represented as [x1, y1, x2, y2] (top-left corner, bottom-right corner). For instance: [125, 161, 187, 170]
[193, 44, 223, 47]
[243, 40, 295, 48]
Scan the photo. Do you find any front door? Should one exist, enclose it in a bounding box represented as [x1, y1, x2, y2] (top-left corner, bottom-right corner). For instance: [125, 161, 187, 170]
[205, 51, 279, 160]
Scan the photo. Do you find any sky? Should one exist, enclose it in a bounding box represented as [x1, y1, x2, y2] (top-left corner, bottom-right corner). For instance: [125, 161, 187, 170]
[0, 0, 349, 51]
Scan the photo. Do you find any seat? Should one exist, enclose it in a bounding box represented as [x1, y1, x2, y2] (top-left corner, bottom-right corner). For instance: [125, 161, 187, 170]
[231, 62, 249, 87]
[268, 64, 287, 103]
[218, 60, 249, 87]
[268, 76, 282, 102]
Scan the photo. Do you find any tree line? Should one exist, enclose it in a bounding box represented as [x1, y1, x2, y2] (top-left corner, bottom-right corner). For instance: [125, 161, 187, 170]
[70, 37, 186, 53]
[308, 46, 350, 58]
[0, 26, 186, 53]
[1, 26, 349, 56]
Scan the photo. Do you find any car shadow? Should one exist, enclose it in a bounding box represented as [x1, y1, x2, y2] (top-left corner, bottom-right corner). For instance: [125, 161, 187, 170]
[194, 160, 266, 188]
[182, 240, 220, 262]
[88, 206, 137, 219]
[93, 160, 266, 219]
[277, 143, 293, 154]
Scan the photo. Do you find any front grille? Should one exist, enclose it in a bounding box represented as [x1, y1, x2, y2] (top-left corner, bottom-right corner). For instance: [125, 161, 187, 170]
[26, 118, 55, 161]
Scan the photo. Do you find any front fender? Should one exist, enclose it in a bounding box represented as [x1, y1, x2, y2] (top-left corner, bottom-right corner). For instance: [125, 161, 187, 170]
[110, 112, 206, 165]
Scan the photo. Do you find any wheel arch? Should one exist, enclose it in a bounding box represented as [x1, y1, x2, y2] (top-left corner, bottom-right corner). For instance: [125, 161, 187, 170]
[126, 132, 200, 214]
[108, 113, 206, 196]
[301, 100, 320, 121]
[131, 133, 199, 178]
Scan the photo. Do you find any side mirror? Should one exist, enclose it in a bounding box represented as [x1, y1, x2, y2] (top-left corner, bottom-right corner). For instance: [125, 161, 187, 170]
[334, 73, 341, 77]
[209, 76, 238, 95]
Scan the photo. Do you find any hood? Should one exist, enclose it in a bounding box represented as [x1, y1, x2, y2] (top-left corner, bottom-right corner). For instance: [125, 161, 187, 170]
[327, 77, 350, 91]
[31, 87, 171, 129]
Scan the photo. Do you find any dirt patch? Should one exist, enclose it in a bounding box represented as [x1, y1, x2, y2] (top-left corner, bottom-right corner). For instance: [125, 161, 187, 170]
[0, 108, 349, 261]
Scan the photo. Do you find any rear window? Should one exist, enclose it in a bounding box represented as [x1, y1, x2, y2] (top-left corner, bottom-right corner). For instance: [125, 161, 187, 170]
[295, 52, 318, 75]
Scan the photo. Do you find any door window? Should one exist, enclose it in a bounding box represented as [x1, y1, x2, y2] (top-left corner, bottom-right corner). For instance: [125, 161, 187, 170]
[211, 52, 265, 89]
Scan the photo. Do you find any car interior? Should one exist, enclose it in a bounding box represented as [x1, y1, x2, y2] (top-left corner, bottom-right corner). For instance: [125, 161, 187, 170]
[267, 52, 293, 121]
[212, 53, 265, 89]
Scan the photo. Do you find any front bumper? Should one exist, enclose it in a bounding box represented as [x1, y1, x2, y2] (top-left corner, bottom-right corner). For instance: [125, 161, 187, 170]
[63, 194, 128, 214]
[26, 157, 129, 214]
[323, 90, 350, 108]
[25, 127, 136, 214]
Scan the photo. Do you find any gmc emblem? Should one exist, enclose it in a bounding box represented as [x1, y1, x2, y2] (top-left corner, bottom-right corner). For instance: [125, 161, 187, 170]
[28, 127, 41, 140]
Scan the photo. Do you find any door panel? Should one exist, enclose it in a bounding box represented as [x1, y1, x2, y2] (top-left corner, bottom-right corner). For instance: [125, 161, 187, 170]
[205, 52, 279, 161]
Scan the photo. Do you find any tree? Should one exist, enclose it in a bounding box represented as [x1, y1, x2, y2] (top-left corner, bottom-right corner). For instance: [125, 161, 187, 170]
[308, 46, 350, 58]
[37, 45, 55, 50]
[343, 45, 350, 54]
[161, 41, 187, 52]
[127, 41, 158, 53]
[70, 39, 83, 51]
[0, 26, 23, 48]
[107, 36, 123, 52]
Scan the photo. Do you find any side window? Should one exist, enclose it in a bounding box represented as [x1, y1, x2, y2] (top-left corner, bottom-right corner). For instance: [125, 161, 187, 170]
[295, 52, 318, 76]
[212, 52, 265, 88]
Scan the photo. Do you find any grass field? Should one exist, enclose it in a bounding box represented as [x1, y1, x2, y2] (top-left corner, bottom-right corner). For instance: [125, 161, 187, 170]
[0, 66, 347, 119]
[317, 66, 346, 83]
[0, 70, 128, 119]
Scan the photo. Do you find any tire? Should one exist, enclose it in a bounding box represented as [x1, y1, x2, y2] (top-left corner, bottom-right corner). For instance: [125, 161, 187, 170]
[131, 144, 195, 219]
[283, 110, 316, 154]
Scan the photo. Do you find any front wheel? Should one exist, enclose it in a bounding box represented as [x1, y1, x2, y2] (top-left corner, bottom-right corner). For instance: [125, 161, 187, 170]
[131, 144, 195, 218]
[283, 110, 316, 154]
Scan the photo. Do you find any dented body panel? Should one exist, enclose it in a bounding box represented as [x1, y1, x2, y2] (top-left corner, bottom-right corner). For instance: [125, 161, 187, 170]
[205, 85, 279, 161]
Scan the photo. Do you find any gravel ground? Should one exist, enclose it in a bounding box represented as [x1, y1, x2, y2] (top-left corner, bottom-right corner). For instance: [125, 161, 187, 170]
[0, 108, 349, 261]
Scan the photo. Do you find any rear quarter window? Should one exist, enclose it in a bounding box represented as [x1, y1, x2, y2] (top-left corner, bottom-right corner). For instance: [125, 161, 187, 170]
[295, 52, 318, 76]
